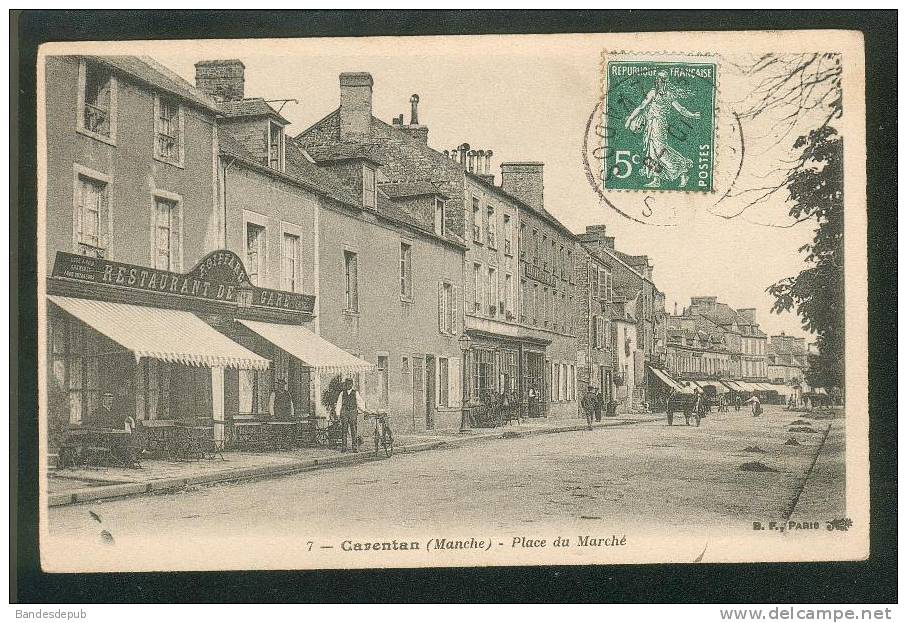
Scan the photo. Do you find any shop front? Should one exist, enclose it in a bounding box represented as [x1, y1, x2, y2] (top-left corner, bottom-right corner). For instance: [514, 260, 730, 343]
[46, 250, 369, 455]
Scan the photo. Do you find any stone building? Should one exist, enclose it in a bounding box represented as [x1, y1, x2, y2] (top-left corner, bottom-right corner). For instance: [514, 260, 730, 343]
[767, 332, 809, 402]
[574, 245, 614, 405]
[683, 296, 768, 381]
[42, 55, 274, 441]
[577, 225, 665, 410]
[195, 61, 467, 434]
[297, 72, 579, 421]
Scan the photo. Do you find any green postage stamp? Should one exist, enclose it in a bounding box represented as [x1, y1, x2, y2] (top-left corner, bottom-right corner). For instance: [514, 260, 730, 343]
[603, 59, 717, 192]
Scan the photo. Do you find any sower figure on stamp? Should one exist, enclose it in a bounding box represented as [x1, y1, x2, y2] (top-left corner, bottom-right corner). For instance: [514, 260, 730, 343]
[625, 70, 701, 189]
[334, 378, 365, 453]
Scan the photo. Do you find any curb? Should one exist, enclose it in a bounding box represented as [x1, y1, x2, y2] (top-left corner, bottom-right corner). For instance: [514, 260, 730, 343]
[47, 416, 659, 507]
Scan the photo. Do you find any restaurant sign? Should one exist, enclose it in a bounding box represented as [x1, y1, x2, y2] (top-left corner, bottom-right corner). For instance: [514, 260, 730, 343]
[51, 250, 315, 314]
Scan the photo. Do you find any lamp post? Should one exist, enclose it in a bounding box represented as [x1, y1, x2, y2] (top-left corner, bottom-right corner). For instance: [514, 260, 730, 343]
[458, 333, 472, 433]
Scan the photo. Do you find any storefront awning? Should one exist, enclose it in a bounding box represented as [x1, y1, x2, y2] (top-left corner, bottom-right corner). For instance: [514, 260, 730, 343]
[755, 383, 778, 392]
[48, 295, 270, 370]
[237, 319, 375, 374]
[696, 380, 728, 393]
[649, 367, 683, 391]
[721, 380, 742, 392]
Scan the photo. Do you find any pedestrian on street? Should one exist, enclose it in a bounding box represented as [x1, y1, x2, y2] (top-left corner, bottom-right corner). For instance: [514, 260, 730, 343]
[746, 394, 762, 417]
[528, 384, 539, 418]
[687, 389, 703, 427]
[269, 378, 295, 420]
[734, 394, 742, 412]
[334, 378, 366, 453]
[594, 389, 604, 422]
[581, 386, 597, 430]
[666, 389, 676, 426]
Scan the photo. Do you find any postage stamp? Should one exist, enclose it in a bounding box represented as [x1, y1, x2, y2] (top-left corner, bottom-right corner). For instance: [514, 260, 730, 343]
[603, 59, 717, 192]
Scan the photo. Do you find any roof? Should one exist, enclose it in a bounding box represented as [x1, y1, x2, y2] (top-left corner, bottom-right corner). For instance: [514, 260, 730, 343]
[379, 181, 447, 199]
[49, 295, 269, 370]
[217, 98, 290, 124]
[92, 55, 220, 114]
[303, 142, 385, 166]
[219, 129, 360, 208]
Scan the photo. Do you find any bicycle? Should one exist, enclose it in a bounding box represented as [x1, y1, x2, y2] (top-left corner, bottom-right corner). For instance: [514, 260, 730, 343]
[362, 410, 393, 457]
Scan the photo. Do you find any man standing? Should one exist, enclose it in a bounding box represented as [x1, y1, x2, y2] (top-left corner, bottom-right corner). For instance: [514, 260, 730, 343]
[594, 388, 605, 422]
[334, 378, 365, 453]
[734, 394, 742, 412]
[269, 378, 295, 420]
[91, 392, 118, 429]
[581, 386, 597, 430]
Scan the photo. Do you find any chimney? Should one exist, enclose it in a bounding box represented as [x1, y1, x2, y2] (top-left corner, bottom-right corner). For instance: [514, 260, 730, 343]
[392, 114, 404, 126]
[579, 224, 609, 254]
[738, 308, 757, 323]
[458, 143, 470, 168]
[194, 59, 245, 102]
[467, 150, 476, 173]
[339, 72, 373, 141]
[409, 94, 419, 125]
[500, 162, 544, 211]
[674, 302, 678, 316]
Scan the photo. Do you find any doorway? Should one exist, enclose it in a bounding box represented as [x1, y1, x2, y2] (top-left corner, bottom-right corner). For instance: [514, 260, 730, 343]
[425, 355, 436, 429]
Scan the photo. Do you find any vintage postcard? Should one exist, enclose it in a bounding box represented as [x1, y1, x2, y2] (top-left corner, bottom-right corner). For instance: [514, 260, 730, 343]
[36, 30, 867, 572]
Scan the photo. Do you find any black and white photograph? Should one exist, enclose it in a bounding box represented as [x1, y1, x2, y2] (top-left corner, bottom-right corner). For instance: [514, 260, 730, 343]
[29, 27, 871, 574]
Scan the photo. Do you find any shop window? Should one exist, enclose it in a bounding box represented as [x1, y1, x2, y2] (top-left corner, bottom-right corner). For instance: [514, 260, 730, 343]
[471, 348, 495, 401]
[400, 242, 412, 299]
[238, 368, 271, 415]
[153, 196, 181, 271]
[377, 355, 389, 407]
[281, 232, 300, 292]
[438, 358, 449, 407]
[79, 61, 116, 140]
[154, 95, 182, 165]
[246, 223, 266, 286]
[344, 250, 359, 312]
[76, 175, 108, 258]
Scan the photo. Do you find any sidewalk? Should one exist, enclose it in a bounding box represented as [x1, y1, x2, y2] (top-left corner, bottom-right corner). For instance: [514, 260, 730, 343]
[786, 415, 846, 521]
[47, 413, 660, 507]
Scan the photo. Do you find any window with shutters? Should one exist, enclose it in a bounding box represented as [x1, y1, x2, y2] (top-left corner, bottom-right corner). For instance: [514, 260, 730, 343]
[541, 235, 548, 271]
[78, 60, 116, 143]
[532, 229, 539, 265]
[269, 121, 285, 172]
[503, 214, 513, 256]
[344, 250, 359, 312]
[519, 223, 526, 260]
[154, 95, 183, 166]
[377, 355, 389, 407]
[152, 195, 181, 271]
[520, 278, 527, 323]
[542, 287, 549, 327]
[504, 273, 513, 319]
[75, 173, 109, 258]
[246, 223, 266, 286]
[472, 263, 482, 314]
[486, 267, 497, 317]
[438, 358, 449, 407]
[400, 242, 412, 300]
[282, 232, 300, 292]
[472, 197, 482, 243]
[486, 205, 496, 249]
[438, 281, 456, 335]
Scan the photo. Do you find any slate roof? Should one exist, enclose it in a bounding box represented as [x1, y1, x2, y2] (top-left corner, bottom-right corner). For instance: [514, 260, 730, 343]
[219, 129, 359, 208]
[217, 98, 290, 124]
[303, 143, 385, 166]
[92, 56, 219, 113]
[379, 181, 447, 199]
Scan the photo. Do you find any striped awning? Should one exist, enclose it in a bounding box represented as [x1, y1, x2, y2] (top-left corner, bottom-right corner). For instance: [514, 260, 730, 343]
[48, 295, 270, 370]
[721, 380, 742, 392]
[237, 319, 375, 374]
[696, 380, 729, 393]
[649, 367, 683, 391]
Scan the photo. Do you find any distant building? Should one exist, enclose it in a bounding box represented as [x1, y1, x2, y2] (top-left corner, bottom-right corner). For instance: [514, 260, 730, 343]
[767, 332, 809, 402]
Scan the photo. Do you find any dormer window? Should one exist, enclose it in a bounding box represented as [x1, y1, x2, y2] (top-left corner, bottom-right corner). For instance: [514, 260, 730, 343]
[268, 121, 285, 171]
[362, 164, 377, 209]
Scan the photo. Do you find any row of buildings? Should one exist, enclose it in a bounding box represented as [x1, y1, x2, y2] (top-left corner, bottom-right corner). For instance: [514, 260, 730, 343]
[42, 54, 810, 441]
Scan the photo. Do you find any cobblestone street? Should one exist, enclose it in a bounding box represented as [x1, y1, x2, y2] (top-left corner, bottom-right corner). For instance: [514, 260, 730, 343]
[44, 406, 845, 570]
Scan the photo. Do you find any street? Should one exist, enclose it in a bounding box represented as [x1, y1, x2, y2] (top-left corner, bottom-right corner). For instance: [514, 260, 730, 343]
[43, 406, 845, 570]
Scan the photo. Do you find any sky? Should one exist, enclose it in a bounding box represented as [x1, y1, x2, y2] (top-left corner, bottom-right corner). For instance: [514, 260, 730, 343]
[73, 35, 825, 340]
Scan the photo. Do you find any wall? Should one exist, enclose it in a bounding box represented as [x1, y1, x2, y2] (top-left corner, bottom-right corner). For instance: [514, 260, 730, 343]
[44, 56, 218, 272]
[316, 204, 464, 434]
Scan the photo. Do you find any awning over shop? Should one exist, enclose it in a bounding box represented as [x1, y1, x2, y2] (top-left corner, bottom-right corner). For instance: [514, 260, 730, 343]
[649, 367, 683, 391]
[721, 380, 742, 392]
[696, 380, 728, 393]
[237, 319, 375, 374]
[770, 384, 795, 396]
[48, 295, 270, 370]
[755, 383, 778, 392]
[733, 381, 758, 393]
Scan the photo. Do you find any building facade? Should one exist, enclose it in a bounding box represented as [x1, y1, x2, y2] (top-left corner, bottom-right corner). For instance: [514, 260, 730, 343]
[574, 245, 614, 404]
